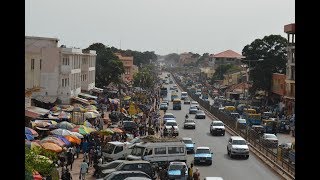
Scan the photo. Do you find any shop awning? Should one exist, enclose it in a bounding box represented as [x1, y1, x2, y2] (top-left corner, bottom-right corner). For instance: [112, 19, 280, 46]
[33, 96, 57, 103]
[25, 106, 50, 119]
[71, 96, 90, 105]
[78, 93, 98, 100]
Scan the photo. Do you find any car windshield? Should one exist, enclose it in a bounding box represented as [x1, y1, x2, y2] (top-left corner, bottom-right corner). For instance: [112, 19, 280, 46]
[166, 122, 177, 126]
[238, 119, 246, 123]
[169, 164, 185, 170]
[212, 122, 224, 126]
[196, 149, 210, 154]
[190, 106, 197, 109]
[103, 143, 115, 154]
[232, 140, 246, 145]
[183, 139, 193, 144]
[131, 146, 145, 156]
[185, 120, 194, 123]
[197, 111, 204, 114]
[265, 134, 277, 139]
[164, 114, 174, 118]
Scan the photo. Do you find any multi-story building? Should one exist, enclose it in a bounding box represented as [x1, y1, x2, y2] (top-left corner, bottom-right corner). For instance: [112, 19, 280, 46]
[283, 23, 295, 115]
[271, 73, 286, 97]
[81, 49, 96, 92]
[115, 53, 134, 82]
[25, 36, 96, 104]
[213, 50, 245, 69]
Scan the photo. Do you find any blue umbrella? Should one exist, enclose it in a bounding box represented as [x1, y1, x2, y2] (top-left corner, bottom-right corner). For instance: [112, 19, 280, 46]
[25, 134, 34, 141]
[51, 135, 72, 147]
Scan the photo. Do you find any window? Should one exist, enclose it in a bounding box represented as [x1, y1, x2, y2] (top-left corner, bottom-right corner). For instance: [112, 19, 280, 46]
[168, 147, 180, 154]
[31, 59, 35, 70]
[40, 59, 42, 70]
[291, 67, 295, 80]
[155, 147, 166, 154]
[114, 146, 123, 154]
[292, 51, 295, 63]
[122, 164, 133, 170]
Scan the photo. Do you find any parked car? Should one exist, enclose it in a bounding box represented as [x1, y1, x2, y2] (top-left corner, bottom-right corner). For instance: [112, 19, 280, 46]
[236, 118, 247, 130]
[160, 103, 168, 110]
[183, 119, 196, 129]
[167, 161, 188, 180]
[99, 171, 151, 180]
[189, 106, 198, 114]
[210, 121, 225, 136]
[194, 147, 213, 165]
[261, 133, 278, 148]
[163, 113, 176, 124]
[182, 137, 195, 153]
[230, 112, 240, 120]
[227, 136, 249, 159]
[195, 110, 206, 119]
[96, 160, 127, 178]
[100, 160, 154, 179]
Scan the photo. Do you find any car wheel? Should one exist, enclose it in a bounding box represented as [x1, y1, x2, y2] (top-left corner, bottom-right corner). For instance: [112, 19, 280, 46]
[245, 155, 249, 159]
[222, 133, 225, 136]
[208, 161, 212, 165]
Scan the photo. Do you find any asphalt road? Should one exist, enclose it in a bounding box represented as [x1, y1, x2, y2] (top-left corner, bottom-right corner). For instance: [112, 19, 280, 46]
[160, 72, 282, 180]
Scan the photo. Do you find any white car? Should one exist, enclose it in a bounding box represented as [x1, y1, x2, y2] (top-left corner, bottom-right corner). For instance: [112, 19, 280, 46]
[184, 119, 196, 129]
[191, 101, 199, 109]
[227, 136, 249, 159]
[261, 133, 278, 148]
[210, 121, 225, 136]
[164, 120, 179, 136]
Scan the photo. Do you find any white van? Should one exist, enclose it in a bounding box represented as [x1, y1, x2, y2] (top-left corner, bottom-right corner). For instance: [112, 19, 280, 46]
[181, 92, 188, 100]
[102, 141, 133, 162]
[126, 136, 187, 166]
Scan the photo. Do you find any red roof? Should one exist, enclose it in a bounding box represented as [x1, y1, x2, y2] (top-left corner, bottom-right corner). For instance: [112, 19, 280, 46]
[213, 50, 245, 59]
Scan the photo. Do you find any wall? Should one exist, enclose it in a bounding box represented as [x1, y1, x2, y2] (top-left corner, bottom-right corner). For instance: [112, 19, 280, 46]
[271, 73, 286, 96]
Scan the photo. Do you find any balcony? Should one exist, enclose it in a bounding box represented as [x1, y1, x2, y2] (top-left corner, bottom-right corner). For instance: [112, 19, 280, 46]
[61, 65, 71, 74]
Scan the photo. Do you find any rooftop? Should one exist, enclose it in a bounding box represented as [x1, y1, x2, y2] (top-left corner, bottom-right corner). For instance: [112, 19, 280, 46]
[196, 147, 210, 149]
[25, 36, 59, 41]
[140, 135, 182, 143]
[213, 50, 245, 59]
[284, 23, 295, 34]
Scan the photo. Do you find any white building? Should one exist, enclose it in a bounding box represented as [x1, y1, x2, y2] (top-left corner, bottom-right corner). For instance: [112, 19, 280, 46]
[25, 36, 97, 104]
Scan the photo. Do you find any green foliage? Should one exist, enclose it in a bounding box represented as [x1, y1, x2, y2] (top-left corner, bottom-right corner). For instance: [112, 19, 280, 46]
[210, 64, 233, 83]
[25, 146, 58, 177]
[133, 65, 157, 89]
[120, 50, 157, 66]
[197, 53, 209, 66]
[84, 43, 125, 87]
[164, 53, 180, 64]
[242, 34, 287, 92]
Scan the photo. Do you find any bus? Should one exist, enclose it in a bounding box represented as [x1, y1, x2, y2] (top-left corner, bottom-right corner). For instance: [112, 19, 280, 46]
[173, 99, 182, 110]
[171, 92, 179, 101]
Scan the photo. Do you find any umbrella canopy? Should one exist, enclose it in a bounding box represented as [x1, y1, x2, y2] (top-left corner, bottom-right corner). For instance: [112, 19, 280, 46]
[87, 109, 100, 115]
[86, 105, 97, 110]
[73, 103, 84, 108]
[33, 170, 43, 180]
[112, 127, 124, 133]
[84, 112, 98, 119]
[98, 128, 114, 136]
[56, 121, 75, 130]
[32, 120, 51, 128]
[124, 96, 131, 101]
[89, 100, 98, 105]
[51, 135, 72, 147]
[73, 106, 87, 112]
[58, 111, 71, 119]
[70, 127, 88, 135]
[109, 98, 119, 104]
[64, 135, 81, 145]
[25, 140, 42, 149]
[50, 106, 61, 112]
[41, 142, 63, 152]
[83, 120, 93, 128]
[70, 132, 84, 139]
[25, 127, 39, 137]
[59, 105, 74, 112]
[25, 134, 34, 141]
[40, 136, 66, 147]
[51, 128, 72, 136]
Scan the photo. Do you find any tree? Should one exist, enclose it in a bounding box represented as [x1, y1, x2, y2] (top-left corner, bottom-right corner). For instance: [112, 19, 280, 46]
[84, 43, 125, 87]
[210, 64, 233, 84]
[197, 53, 209, 66]
[164, 53, 180, 64]
[242, 35, 287, 93]
[133, 64, 156, 89]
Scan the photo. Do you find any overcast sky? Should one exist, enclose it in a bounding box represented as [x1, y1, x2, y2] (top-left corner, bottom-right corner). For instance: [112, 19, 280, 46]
[25, 0, 294, 56]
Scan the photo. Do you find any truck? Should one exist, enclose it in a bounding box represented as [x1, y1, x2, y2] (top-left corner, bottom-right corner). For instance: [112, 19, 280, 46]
[160, 87, 168, 97]
[126, 136, 187, 168]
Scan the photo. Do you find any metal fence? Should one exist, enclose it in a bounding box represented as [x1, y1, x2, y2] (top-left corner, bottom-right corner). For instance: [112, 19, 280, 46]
[171, 73, 295, 178]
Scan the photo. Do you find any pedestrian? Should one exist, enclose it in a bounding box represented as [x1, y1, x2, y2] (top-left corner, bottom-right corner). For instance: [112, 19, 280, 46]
[61, 168, 72, 180]
[188, 163, 193, 180]
[76, 145, 80, 158]
[80, 160, 89, 180]
[66, 149, 74, 170]
[192, 168, 200, 180]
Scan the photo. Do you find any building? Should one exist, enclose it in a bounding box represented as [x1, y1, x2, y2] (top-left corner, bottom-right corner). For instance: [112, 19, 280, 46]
[283, 23, 295, 115]
[179, 52, 198, 65]
[25, 36, 97, 105]
[115, 53, 134, 82]
[213, 50, 245, 69]
[200, 67, 215, 79]
[222, 69, 247, 87]
[271, 73, 286, 96]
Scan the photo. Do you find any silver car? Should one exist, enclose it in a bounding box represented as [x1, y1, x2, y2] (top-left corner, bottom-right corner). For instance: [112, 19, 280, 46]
[184, 119, 196, 129]
[195, 110, 206, 119]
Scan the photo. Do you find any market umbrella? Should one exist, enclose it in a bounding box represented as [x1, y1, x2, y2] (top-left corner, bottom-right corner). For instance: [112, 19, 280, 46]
[25, 140, 42, 149]
[58, 111, 71, 120]
[71, 127, 88, 135]
[25, 134, 34, 141]
[84, 112, 98, 119]
[73, 106, 87, 112]
[89, 100, 98, 105]
[59, 105, 74, 112]
[83, 120, 93, 128]
[40, 136, 66, 147]
[124, 96, 131, 101]
[41, 142, 63, 153]
[109, 98, 119, 104]
[51, 135, 72, 147]
[25, 127, 39, 137]
[87, 109, 100, 115]
[70, 132, 84, 139]
[86, 105, 97, 110]
[56, 121, 75, 130]
[112, 127, 124, 133]
[51, 128, 72, 136]
[50, 106, 61, 112]
[64, 135, 81, 145]
[98, 128, 114, 136]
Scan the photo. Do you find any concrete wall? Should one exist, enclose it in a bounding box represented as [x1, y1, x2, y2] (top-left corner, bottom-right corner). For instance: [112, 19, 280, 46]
[271, 73, 286, 96]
